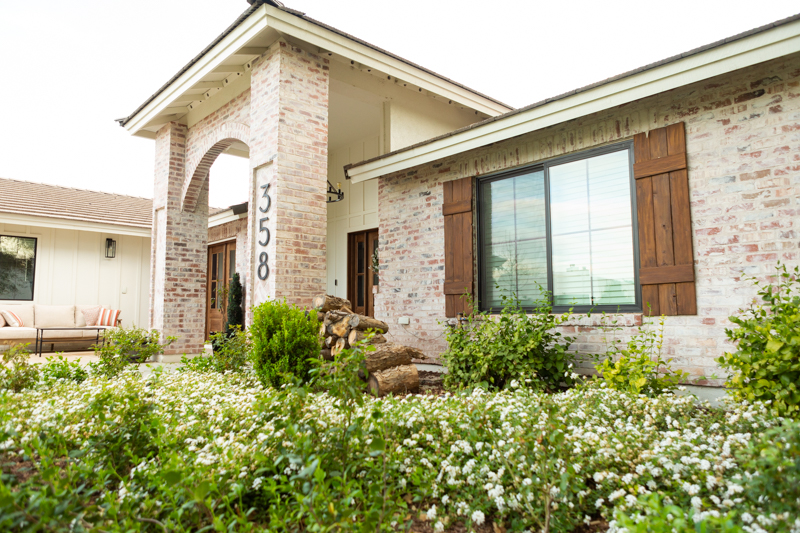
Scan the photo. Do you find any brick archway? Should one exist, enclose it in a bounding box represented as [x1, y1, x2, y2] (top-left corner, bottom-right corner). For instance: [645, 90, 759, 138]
[182, 122, 250, 212]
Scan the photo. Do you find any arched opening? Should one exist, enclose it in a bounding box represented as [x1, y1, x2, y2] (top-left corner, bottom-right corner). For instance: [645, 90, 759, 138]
[183, 127, 251, 340]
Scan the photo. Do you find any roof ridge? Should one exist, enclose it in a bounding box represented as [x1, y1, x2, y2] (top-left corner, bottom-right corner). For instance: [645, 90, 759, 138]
[0, 177, 153, 202]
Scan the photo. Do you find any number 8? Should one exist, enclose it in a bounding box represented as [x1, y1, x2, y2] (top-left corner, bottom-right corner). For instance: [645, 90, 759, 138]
[257, 252, 269, 280]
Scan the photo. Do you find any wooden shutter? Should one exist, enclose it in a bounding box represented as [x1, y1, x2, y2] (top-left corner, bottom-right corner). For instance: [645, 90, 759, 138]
[633, 122, 696, 316]
[442, 177, 474, 317]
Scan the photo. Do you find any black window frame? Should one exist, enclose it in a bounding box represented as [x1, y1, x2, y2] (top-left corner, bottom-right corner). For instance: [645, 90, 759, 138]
[0, 234, 38, 302]
[476, 141, 641, 314]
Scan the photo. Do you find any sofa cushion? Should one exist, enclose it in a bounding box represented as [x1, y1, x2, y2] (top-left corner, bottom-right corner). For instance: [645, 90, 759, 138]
[0, 305, 34, 327]
[35, 305, 76, 328]
[0, 327, 37, 340]
[77, 305, 102, 327]
[0, 312, 5, 327]
[97, 308, 121, 327]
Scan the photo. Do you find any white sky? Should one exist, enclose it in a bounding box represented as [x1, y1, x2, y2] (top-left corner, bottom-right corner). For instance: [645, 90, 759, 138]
[1, 0, 797, 209]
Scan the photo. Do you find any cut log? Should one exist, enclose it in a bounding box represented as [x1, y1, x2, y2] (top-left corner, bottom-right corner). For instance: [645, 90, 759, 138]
[327, 316, 352, 338]
[349, 315, 389, 334]
[316, 311, 326, 322]
[368, 364, 419, 396]
[313, 294, 352, 313]
[320, 348, 333, 361]
[364, 343, 423, 373]
[331, 337, 349, 357]
[323, 310, 350, 327]
[319, 323, 326, 337]
[325, 336, 339, 348]
[347, 329, 387, 347]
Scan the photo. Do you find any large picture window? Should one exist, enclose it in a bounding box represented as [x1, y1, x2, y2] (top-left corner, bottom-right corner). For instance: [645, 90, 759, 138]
[0, 235, 37, 301]
[477, 144, 639, 312]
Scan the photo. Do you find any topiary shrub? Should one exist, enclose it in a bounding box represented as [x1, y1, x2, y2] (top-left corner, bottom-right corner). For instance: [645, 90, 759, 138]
[250, 299, 320, 388]
[226, 272, 244, 333]
[441, 289, 576, 391]
[718, 262, 800, 418]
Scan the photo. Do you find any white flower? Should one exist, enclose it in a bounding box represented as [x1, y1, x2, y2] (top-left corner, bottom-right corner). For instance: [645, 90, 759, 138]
[510, 379, 520, 388]
[471, 510, 485, 525]
[742, 513, 753, 524]
[691, 496, 702, 508]
[427, 505, 437, 520]
[434, 521, 444, 532]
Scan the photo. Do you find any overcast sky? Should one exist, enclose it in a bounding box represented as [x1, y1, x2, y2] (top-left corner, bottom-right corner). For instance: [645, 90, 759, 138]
[1, 0, 797, 208]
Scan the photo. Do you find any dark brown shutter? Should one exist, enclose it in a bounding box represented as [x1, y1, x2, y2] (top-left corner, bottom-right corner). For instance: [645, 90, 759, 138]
[442, 177, 474, 317]
[633, 122, 696, 316]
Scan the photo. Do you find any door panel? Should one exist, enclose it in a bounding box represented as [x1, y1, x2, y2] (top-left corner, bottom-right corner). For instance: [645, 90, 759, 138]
[348, 229, 378, 317]
[206, 240, 236, 339]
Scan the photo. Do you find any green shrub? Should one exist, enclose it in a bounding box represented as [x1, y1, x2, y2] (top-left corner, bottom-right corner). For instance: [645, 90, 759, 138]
[596, 315, 688, 396]
[441, 290, 576, 391]
[39, 354, 88, 385]
[90, 327, 175, 378]
[738, 421, 800, 516]
[180, 326, 251, 374]
[717, 262, 800, 418]
[250, 299, 320, 388]
[226, 272, 244, 332]
[615, 494, 743, 532]
[0, 344, 39, 392]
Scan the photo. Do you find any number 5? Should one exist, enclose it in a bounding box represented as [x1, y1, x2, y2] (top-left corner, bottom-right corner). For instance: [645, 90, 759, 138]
[258, 217, 270, 246]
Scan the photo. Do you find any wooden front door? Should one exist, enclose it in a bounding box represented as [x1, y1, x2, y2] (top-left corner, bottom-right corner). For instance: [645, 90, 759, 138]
[348, 229, 379, 317]
[206, 241, 236, 339]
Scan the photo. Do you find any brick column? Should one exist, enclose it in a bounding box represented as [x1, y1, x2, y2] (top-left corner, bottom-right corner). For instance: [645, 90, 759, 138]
[246, 41, 329, 313]
[151, 122, 208, 358]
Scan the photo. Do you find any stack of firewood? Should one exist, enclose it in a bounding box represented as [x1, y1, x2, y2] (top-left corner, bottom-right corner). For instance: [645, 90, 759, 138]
[312, 294, 421, 397]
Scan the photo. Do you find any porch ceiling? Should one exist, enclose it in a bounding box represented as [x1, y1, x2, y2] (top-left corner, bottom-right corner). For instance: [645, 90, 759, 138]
[117, 2, 512, 140]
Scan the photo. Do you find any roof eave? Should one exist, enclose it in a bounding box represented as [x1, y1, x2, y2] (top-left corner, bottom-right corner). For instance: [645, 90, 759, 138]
[346, 13, 800, 183]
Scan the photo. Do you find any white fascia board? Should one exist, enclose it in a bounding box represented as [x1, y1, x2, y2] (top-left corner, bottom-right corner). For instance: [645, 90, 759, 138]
[124, 6, 270, 135]
[208, 210, 246, 228]
[348, 21, 800, 183]
[0, 212, 151, 238]
[264, 7, 511, 116]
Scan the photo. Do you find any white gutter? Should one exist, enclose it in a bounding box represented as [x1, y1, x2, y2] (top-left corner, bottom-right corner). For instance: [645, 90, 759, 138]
[0, 212, 151, 238]
[208, 209, 247, 228]
[347, 18, 800, 183]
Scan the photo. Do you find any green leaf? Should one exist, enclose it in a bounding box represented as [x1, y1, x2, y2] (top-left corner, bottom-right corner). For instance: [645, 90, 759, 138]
[163, 470, 182, 487]
[766, 338, 785, 353]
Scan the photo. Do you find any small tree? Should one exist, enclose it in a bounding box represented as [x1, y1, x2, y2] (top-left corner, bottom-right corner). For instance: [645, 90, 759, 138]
[226, 272, 244, 333]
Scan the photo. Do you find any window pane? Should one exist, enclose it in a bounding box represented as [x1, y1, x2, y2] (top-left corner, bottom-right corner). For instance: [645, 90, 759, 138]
[0, 236, 36, 300]
[480, 171, 547, 308]
[549, 150, 635, 307]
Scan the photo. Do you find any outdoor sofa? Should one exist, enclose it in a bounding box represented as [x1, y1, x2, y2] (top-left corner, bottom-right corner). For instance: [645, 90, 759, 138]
[0, 304, 120, 354]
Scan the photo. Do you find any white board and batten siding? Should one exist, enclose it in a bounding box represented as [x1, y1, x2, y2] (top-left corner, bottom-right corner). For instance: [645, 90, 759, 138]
[0, 220, 150, 328]
[326, 135, 380, 299]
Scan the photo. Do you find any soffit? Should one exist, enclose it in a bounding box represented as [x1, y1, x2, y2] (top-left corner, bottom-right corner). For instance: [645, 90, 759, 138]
[118, 2, 512, 138]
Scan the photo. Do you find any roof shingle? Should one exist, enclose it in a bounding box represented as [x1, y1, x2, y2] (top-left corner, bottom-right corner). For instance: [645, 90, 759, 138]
[0, 178, 153, 229]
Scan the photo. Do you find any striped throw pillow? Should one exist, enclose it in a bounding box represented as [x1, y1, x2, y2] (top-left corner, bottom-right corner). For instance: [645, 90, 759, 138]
[0, 310, 23, 327]
[97, 308, 121, 327]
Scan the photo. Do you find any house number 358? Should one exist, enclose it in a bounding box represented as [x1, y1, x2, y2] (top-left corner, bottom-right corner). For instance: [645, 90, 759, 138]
[257, 183, 271, 280]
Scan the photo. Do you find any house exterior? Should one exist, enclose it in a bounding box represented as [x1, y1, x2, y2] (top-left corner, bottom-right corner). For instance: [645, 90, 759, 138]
[116, 0, 511, 359]
[118, 0, 800, 379]
[345, 16, 800, 380]
[0, 178, 152, 332]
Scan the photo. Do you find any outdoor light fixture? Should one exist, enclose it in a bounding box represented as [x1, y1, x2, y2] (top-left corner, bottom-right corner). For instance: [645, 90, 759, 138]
[105, 238, 116, 259]
[326, 180, 344, 203]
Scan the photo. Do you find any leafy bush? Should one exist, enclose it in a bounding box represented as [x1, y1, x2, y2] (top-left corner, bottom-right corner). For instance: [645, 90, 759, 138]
[0, 344, 39, 392]
[441, 290, 576, 391]
[614, 494, 743, 532]
[738, 420, 800, 518]
[250, 299, 320, 388]
[226, 272, 244, 332]
[180, 326, 251, 374]
[39, 355, 88, 385]
[718, 262, 800, 418]
[596, 315, 688, 396]
[90, 327, 175, 378]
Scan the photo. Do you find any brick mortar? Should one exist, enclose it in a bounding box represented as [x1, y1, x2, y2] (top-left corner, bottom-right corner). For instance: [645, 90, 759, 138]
[376, 53, 800, 380]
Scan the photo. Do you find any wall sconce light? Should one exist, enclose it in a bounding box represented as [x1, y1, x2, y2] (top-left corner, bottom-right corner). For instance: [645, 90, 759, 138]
[326, 180, 344, 203]
[105, 238, 116, 259]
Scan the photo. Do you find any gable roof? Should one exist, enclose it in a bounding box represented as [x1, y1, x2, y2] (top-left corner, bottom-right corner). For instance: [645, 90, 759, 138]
[0, 177, 153, 229]
[345, 12, 800, 182]
[117, 0, 511, 135]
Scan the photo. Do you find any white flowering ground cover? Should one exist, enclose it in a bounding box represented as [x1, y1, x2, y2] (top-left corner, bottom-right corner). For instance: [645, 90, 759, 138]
[0, 369, 798, 532]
